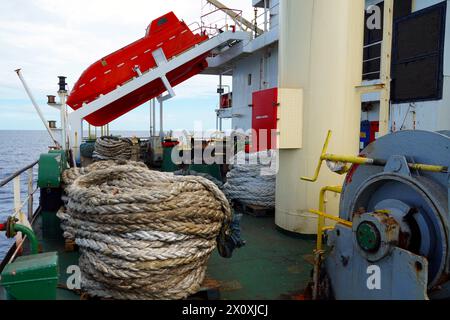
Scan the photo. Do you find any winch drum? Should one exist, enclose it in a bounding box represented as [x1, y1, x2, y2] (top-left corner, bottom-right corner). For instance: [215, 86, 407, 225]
[338, 131, 450, 289]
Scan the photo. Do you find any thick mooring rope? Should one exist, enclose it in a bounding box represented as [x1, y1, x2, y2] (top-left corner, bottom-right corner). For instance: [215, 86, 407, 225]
[60, 161, 232, 300]
[223, 151, 277, 208]
[93, 137, 139, 161]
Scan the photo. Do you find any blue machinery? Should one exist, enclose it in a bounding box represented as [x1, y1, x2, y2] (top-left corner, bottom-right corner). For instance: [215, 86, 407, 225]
[304, 131, 450, 300]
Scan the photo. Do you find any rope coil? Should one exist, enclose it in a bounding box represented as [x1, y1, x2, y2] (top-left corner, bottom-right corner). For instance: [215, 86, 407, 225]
[223, 151, 277, 208]
[93, 137, 140, 161]
[60, 160, 232, 300]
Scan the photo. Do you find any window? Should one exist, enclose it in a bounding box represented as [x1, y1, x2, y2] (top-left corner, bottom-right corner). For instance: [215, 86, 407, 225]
[157, 17, 168, 27]
[248, 74, 252, 86]
[391, 1, 446, 102]
[363, 0, 412, 81]
[363, 2, 384, 81]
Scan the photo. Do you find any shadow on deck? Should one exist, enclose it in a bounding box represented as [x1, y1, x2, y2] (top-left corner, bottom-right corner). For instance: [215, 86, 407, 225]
[1, 214, 315, 300]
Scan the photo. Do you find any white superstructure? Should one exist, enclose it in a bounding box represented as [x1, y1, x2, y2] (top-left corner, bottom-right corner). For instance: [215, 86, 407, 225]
[203, 0, 280, 131]
[206, 0, 450, 235]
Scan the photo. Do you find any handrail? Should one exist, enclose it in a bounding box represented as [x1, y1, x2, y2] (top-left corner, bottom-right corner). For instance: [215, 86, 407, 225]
[250, 2, 280, 34]
[188, 21, 202, 33]
[5, 207, 41, 267]
[200, 7, 244, 36]
[12, 186, 39, 218]
[0, 160, 38, 188]
[0, 160, 40, 268]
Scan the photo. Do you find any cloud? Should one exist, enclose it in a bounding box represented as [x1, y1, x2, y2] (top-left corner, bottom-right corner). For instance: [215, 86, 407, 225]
[0, 0, 252, 131]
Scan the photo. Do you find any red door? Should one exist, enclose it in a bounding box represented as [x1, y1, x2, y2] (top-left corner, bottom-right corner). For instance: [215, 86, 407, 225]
[252, 88, 278, 152]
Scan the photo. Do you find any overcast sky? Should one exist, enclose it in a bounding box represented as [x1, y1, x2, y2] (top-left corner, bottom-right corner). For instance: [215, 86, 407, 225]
[0, 0, 254, 132]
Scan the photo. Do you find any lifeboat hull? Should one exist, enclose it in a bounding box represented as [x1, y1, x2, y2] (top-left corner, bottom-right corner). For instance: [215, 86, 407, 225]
[67, 12, 209, 126]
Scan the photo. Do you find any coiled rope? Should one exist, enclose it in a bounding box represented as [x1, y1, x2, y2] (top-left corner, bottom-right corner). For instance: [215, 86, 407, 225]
[93, 137, 140, 161]
[223, 151, 277, 208]
[59, 161, 232, 300]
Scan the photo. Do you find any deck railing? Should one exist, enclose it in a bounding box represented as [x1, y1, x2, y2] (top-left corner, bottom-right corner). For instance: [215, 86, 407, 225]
[251, 2, 279, 35]
[0, 160, 40, 270]
[199, 8, 244, 37]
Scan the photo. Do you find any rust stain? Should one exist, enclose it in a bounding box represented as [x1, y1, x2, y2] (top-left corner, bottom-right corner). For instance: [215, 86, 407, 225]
[218, 280, 243, 292]
[415, 261, 423, 272]
[345, 164, 360, 185]
[201, 278, 221, 290]
[303, 254, 315, 265]
[279, 285, 313, 300]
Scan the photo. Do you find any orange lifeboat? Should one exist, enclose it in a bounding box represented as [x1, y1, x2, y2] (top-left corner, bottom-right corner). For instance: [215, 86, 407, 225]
[67, 12, 209, 126]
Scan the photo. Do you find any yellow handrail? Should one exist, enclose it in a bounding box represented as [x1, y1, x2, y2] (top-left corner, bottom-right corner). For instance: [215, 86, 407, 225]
[315, 186, 344, 251]
[301, 131, 333, 182]
[310, 185, 348, 301]
[310, 209, 352, 228]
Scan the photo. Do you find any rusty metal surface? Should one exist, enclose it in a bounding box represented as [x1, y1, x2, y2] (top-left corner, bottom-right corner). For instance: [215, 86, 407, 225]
[207, 215, 315, 300]
[325, 224, 429, 300]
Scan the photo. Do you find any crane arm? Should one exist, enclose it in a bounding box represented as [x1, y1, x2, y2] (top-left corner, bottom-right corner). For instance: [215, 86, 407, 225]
[206, 0, 264, 35]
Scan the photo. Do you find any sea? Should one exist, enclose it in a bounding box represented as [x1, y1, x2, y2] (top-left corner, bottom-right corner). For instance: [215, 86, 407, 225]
[0, 130, 148, 260]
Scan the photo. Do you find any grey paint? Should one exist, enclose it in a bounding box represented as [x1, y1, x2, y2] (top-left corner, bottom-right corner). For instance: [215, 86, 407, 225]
[325, 131, 450, 299]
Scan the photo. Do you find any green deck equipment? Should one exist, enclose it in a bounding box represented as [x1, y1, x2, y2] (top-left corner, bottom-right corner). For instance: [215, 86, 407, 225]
[0, 218, 59, 300]
[0, 252, 59, 300]
[162, 144, 180, 172]
[189, 164, 222, 181]
[38, 150, 66, 188]
[38, 150, 65, 239]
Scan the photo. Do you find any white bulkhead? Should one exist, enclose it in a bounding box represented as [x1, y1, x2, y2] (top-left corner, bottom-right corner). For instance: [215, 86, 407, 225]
[207, 0, 450, 235]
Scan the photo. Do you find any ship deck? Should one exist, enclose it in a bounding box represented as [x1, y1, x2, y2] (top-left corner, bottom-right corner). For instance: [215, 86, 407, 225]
[1, 213, 315, 300]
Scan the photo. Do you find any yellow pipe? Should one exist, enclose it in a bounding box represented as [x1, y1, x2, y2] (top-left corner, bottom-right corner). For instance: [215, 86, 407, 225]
[317, 186, 343, 251]
[322, 154, 373, 165]
[409, 163, 448, 173]
[319, 185, 343, 212]
[302, 130, 448, 182]
[301, 130, 332, 182]
[310, 209, 352, 228]
[322, 154, 447, 173]
[310, 185, 345, 301]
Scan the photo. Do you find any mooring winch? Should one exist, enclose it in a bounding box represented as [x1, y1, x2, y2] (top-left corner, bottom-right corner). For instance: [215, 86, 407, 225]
[304, 130, 450, 300]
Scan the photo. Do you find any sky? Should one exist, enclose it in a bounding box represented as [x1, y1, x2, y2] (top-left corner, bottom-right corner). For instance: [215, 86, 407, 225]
[0, 0, 254, 132]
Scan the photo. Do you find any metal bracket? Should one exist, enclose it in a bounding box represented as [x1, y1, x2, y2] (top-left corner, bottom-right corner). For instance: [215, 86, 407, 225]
[158, 75, 176, 102]
[152, 48, 176, 102]
[384, 155, 412, 177]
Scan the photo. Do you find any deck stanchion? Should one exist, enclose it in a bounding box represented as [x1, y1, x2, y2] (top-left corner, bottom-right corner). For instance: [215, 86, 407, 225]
[27, 168, 33, 221]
